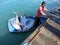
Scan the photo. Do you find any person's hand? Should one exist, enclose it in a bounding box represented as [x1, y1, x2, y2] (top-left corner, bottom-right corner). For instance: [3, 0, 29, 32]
[43, 14, 47, 16]
[46, 10, 49, 12]
[13, 11, 22, 15]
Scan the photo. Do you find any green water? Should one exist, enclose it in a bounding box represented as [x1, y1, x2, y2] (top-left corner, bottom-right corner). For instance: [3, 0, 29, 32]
[0, 0, 60, 45]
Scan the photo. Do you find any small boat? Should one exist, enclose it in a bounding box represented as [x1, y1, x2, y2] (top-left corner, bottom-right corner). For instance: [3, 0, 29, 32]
[8, 15, 47, 32]
[8, 16, 35, 32]
[8, 11, 47, 32]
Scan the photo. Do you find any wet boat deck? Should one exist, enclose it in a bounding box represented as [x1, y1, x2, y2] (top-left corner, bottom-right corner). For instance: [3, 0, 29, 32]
[32, 16, 60, 45]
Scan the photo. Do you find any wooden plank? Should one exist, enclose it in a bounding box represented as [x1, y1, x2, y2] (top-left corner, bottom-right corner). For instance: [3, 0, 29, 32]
[32, 28, 60, 45]
[48, 20, 60, 31]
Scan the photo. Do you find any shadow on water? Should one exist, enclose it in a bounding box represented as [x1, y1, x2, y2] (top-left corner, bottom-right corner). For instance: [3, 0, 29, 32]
[45, 23, 60, 37]
[0, 31, 34, 45]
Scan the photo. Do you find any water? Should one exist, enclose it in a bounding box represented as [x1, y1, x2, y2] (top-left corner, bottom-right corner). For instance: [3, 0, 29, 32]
[0, 0, 60, 45]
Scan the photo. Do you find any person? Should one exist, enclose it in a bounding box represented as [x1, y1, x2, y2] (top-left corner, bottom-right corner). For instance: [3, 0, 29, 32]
[34, 1, 49, 26]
